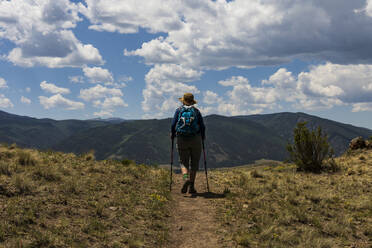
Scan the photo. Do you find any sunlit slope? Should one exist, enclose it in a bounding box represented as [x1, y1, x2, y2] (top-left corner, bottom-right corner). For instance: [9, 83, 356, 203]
[55, 115, 287, 167]
[0, 110, 107, 149]
[0, 144, 170, 247]
[208, 149, 372, 247]
[1, 110, 372, 167]
[240, 112, 372, 155]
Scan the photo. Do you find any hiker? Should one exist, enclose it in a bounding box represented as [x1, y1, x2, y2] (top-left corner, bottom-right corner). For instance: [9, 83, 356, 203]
[171, 93, 206, 194]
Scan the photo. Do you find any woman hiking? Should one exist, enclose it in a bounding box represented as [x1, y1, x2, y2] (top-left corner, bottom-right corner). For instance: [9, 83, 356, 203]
[171, 93, 206, 194]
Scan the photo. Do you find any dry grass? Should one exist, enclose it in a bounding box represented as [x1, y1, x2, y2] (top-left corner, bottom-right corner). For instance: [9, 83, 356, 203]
[209, 149, 372, 247]
[0, 145, 170, 248]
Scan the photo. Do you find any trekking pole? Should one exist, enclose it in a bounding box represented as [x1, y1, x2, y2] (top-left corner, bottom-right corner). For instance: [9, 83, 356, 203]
[202, 140, 210, 192]
[170, 137, 174, 191]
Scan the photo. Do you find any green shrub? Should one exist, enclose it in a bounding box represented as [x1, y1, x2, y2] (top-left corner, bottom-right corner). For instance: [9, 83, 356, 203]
[84, 150, 95, 161]
[287, 122, 334, 173]
[121, 159, 135, 166]
[250, 169, 263, 178]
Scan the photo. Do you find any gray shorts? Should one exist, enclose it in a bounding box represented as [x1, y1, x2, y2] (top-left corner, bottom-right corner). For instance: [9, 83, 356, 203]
[176, 134, 202, 171]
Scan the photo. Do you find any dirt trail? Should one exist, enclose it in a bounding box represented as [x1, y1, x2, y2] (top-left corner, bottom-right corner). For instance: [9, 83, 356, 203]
[168, 172, 231, 248]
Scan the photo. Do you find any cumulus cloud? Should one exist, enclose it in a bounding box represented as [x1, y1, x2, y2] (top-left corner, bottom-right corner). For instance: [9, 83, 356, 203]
[69, 75, 84, 84]
[145, 64, 202, 84]
[218, 76, 249, 87]
[79, 84, 127, 115]
[93, 109, 114, 118]
[79, 0, 183, 34]
[363, 0, 372, 16]
[203, 91, 220, 105]
[206, 62, 372, 116]
[262, 68, 296, 89]
[93, 96, 128, 109]
[39, 94, 84, 110]
[108, 0, 372, 115]
[0, 94, 13, 108]
[83, 66, 113, 84]
[21, 96, 31, 104]
[352, 102, 372, 112]
[142, 64, 200, 118]
[298, 63, 372, 103]
[0, 0, 103, 68]
[124, 0, 372, 69]
[79, 84, 123, 101]
[40, 81, 70, 95]
[0, 77, 7, 89]
[212, 76, 279, 115]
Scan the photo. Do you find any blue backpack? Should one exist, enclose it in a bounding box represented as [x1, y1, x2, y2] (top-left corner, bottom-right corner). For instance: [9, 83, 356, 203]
[176, 106, 200, 136]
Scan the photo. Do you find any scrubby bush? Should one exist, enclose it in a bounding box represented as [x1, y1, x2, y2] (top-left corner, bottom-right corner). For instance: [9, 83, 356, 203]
[287, 122, 335, 173]
[0, 162, 12, 176]
[83, 150, 95, 161]
[121, 159, 134, 166]
[17, 151, 37, 166]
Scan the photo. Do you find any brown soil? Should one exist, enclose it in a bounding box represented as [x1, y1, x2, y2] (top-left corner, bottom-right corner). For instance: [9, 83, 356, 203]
[168, 172, 233, 248]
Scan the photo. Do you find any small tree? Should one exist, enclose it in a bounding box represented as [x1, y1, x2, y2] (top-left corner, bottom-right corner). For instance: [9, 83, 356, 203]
[287, 122, 333, 173]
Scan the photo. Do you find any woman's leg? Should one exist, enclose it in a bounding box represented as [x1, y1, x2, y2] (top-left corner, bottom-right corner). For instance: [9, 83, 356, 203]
[177, 137, 192, 193]
[189, 135, 202, 193]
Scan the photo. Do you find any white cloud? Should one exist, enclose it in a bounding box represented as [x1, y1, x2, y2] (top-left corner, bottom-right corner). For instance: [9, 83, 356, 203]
[104, 82, 127, 88]
[118, 75, 133, 83]
[0, 77, 7, 89]
[77, 0, 372, 116]
[26, 87, 31, 93]
[213, 76, 279, 115]
[79, 84, 127, 114]
[352, 102, 372, 112]
[203, 91, 220, 105]
[93, 109, 114, 118]
[124, 0, 372, 70]
[79, 84, 123, 102]
[21, 96, 31, 104]
[69, 75, 84, 83]
[39, 94, 84, 110]
[79, 0, 183, 34]
[0, 0, 103, 68]
[218, 76, 249, 87]
[0, 94, 13, 108]
[145, 64, 202, 84]
[7, 31, 103, 68]
[297, 63, 372, 103]
[364, 0, 372, 17]
[40, 81, 70, 95]
[142, 64, 200, 118]
[93, 96, 128, 109]
[83, 66, 113, 84]
[262, 68, 296, 89]
[204, 62, 372, 116]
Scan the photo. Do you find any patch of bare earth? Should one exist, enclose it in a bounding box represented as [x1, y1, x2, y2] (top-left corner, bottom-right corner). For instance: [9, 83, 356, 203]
[168, 172, 234, 248]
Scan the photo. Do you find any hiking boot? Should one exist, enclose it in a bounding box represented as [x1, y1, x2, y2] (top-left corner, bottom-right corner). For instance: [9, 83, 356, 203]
[181, 180, 191, 194]
[189, 184, 197, 194]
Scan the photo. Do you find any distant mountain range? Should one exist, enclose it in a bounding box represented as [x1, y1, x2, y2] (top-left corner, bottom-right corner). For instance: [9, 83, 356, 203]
[0, 110, 371, 168]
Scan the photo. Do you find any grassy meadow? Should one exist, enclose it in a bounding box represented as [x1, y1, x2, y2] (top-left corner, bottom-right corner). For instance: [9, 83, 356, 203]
[210, 149, 372, 247]
[0, 144, 170, 247]
[1, 142, 371, 247]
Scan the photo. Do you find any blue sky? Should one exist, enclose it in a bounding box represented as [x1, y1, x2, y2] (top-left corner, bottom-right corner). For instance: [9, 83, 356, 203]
[1, 0, 372, 129]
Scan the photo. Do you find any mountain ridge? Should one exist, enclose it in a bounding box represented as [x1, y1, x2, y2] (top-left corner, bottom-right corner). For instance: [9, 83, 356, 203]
[0, 110, 371, 167]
